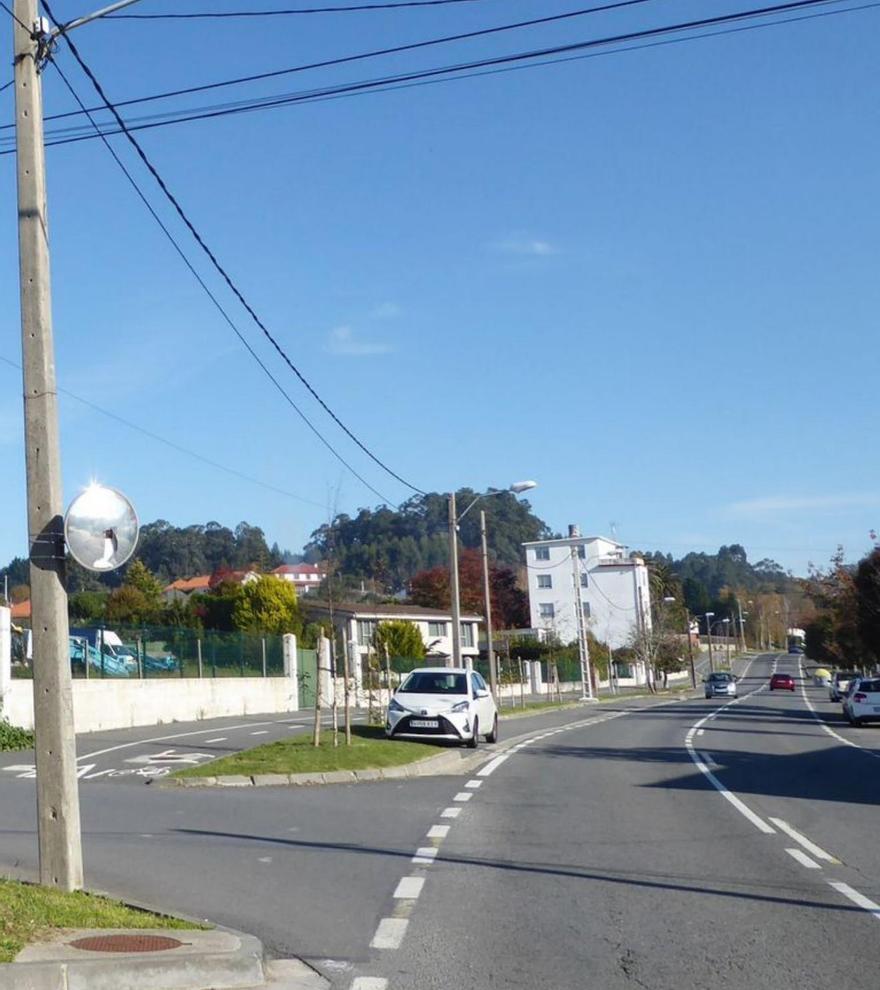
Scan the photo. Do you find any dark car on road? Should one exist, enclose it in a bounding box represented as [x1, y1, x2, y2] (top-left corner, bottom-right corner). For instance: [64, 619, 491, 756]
[704, 672, 738, 699]
[770, 673, 796, 692]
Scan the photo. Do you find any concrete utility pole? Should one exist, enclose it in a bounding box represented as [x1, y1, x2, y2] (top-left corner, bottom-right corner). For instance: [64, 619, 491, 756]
[571, 546, 593, 701]
[705, 613, 715, 674]
[737, 600, 747, 652]
[479, 510, 497, 700]
[447, 492, 461, 668]
[13, 0, 83, 891]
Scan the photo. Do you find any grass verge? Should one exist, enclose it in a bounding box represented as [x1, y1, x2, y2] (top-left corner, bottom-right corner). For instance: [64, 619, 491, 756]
[0, 878, 205, 963]
[0, 720, 34, 752]
[172, 724, 440, 779]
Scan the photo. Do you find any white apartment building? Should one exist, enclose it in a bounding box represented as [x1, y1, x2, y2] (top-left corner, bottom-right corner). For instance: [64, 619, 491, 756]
[523, 527, 652, 650]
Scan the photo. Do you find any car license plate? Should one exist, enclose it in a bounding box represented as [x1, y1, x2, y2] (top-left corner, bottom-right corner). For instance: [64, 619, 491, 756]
[410, 719, 439, 729]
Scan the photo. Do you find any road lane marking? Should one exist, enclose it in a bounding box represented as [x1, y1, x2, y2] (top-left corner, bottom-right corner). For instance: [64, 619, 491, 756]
[370, 918, 408, 949]
[351, 979, 387, 990]
[799, 679, 880, 762]
[204, 737, 227, 743]
[698, 751, 719, 770]
[440, 807, 461, 819]
[769, 819, 838, 863]
[696, 729, 704, 736]
[412, 847, 438, 864]
[393, 877, 424, 900]
[827, 882, 880, 921]
[477, 754, 510, 777]
[465, 779, 482, 789]
[785, 848, 821, 870]
[427, 825, 449, 839]
[453, 792, 472, 802]
[250, 730, 269, 736]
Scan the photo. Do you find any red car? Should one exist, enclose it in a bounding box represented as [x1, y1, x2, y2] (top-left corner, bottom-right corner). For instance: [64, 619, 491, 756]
[770, 673, 796, 692]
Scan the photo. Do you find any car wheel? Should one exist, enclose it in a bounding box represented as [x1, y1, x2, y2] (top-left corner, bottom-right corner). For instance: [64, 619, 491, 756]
[486, 714, 499, 744]
[467, 717, 479, 749]
[853, 716, 864, 727]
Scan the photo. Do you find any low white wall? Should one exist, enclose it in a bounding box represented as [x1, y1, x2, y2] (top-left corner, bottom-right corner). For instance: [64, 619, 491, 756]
[5, 676, 299, 734]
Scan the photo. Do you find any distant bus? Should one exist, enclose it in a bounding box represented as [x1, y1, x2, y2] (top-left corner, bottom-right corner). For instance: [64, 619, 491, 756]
[786, 628, 806, 654]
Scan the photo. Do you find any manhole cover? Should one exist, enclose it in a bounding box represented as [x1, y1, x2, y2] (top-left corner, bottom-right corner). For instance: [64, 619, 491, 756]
[68, 934, 185, 953]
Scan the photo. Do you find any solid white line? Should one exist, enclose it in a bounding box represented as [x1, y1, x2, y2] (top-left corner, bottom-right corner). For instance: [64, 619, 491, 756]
[350, 978, 388, 990]
[827, 881, 880, 921]
[465, 779, 483, 789]
[441, 807, 461, 819]
[698, 751, 719, 770]
[477, 754, 510, 777]
[799, 679, 880, 762]
[412, 847, 438, 864]
[393, 876, 425, 899]
[370, 918, 408, 949]
[426, 825, 449, 839]
[785, 847, 821, 870]
[453, 792, 472, 802]
[769, 819, 838, 862]
[204, 737, 227, 744]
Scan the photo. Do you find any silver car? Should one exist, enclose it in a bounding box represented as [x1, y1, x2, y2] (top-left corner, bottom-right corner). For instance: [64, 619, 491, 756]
[829, 671, 859, 702]
[704, 672, 738, 699]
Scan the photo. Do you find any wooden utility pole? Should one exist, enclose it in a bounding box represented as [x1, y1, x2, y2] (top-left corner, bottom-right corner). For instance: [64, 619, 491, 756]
[13, 0, 82, 890]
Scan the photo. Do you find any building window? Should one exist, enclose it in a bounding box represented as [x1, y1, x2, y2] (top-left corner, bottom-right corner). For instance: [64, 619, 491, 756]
[580, 572, 589, 588]
[460, 623, 475, 648]
[577, 545, 586, 559]
[535, 547, 550, 561]
[537, 575, 552, 589]
[539, 603, 555, 619]
[428, 621, 446, 638]
[582, 602, 591, 619]
[356, 619, 377, 642]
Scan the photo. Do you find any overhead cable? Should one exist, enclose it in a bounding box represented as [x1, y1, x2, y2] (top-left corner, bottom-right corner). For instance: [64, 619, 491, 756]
[42, 0, 424, 499]
[0, 355, 328, 508]
[45, 52, 398, 507]
[107, 0, 499, 17]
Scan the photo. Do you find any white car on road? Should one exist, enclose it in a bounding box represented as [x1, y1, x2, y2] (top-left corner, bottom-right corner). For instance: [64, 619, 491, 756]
[842, 676, 880, 727]
[385, 667, 498, 747]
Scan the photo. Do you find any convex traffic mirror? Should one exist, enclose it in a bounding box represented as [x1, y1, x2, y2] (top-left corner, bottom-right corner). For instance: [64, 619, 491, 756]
[64, 484, 139, 572]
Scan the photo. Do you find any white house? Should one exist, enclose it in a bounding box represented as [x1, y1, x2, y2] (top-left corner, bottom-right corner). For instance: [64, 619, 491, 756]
[272, 563, 326, 595]
[306, 603, 481, 665]
[523, 527, 652, 651]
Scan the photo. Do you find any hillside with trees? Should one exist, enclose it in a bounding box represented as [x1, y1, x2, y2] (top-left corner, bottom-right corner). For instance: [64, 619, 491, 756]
[304, 490, 553, 593]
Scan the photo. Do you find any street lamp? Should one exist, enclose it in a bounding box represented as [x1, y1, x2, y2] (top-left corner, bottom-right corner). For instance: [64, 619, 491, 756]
[702, 612, 715, 673]
[448, 482, 538, 699]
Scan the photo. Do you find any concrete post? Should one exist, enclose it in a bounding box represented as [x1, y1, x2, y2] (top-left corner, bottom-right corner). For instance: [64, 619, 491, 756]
[283, 634, 298, 709]
[530, 660, 544, 696]
[0, 606, 11, 716]
[318, 636, 333, 710]
[465, 656, 473, 673]
[349, 641, 363, 703]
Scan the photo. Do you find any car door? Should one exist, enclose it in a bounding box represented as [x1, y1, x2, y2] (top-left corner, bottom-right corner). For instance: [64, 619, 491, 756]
[471, 672, 494, 730]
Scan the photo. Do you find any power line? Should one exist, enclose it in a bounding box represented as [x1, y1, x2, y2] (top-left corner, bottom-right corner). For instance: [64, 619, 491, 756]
[0, 354, 328, 508]
[45, 52, 397, 507]
[106, 0, 500, 16]
[42, 0, 425, 499]
[34, 0, 662, 126]
[0, 0, 29, 32]
[14, 0, 869, 148]
[0, 78, 13, 94]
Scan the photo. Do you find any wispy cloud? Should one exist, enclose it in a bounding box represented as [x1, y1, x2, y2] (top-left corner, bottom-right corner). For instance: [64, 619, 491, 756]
[490, 237, 559, 257]
[371, 302, 402, 319]
[725, 494, 880, 518]
[326, 325, 392, 357]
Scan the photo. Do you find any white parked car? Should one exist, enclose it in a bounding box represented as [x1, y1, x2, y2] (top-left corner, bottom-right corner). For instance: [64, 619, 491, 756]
[385, 667, 498, 748]
[842, 676, 880, 727]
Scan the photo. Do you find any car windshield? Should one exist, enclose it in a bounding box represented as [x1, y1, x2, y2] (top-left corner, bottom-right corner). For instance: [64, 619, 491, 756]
[709, 673, 732, 682]
[856, 679, 880, 693]
[399, 672, 468, 695]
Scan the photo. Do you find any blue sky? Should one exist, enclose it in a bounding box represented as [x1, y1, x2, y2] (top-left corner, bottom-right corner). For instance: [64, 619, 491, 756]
[1, 0, 878, 576]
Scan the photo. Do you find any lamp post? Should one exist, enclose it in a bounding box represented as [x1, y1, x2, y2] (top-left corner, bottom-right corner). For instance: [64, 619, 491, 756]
[448, 482, 538, 687]
[702, 612, 715, 674]
[722, 618, 732, 668]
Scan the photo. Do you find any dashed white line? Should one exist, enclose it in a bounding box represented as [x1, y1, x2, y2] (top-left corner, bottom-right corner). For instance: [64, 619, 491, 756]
[393, 876, 424, 899]
[785, 848, 821, 870]
[351, 979, 388, 990]
[412, 847, 438, 864]
[453, 792, 472, 802]
[204, 737, 226, 743]
[465, 779, 483, 789]
[827, 881, 880, 921]
[769, 818, 838, 862]
[251, 731, 269, 736]
[427, 824, 449, 839]
[440, 807, 461, 819]
[370, 918, 408, 949]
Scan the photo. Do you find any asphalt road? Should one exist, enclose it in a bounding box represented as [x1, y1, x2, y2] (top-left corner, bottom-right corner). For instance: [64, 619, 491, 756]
[1, 655, 878, 989]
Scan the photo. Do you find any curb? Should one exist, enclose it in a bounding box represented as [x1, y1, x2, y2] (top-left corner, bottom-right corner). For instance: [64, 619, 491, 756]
[167, 747, 473, 789]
